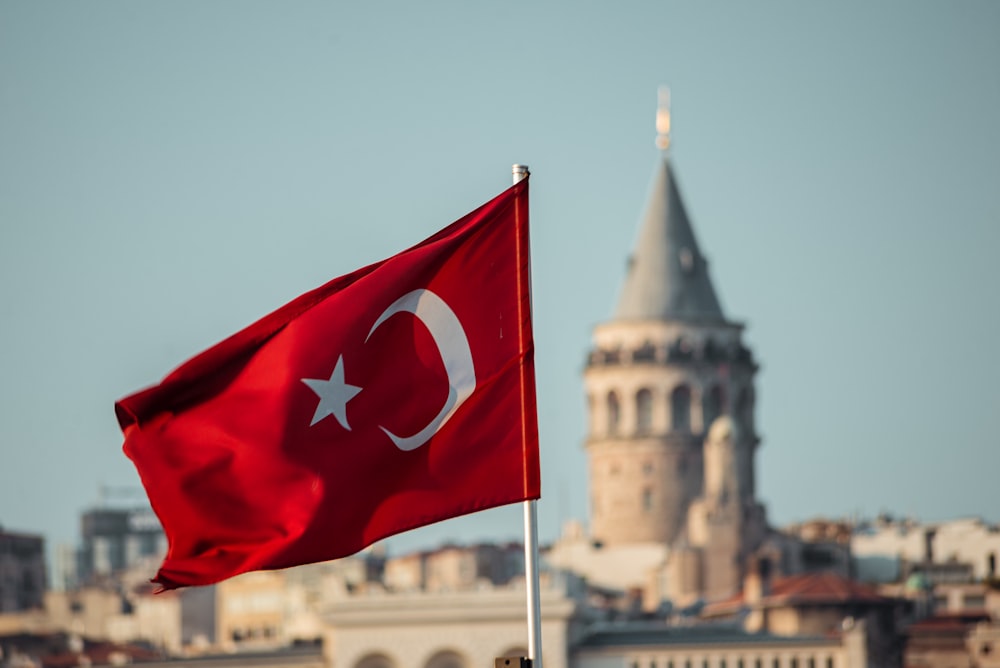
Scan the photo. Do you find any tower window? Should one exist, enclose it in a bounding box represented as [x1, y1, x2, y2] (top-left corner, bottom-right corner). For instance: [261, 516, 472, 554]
[636, 388, 653, 434]
[703, 385, 723, 429]
[680, 248, 694, 273]
[671, 385, 691, 431]
[607, 391, 620, 435]
[642, 487, 653, 512]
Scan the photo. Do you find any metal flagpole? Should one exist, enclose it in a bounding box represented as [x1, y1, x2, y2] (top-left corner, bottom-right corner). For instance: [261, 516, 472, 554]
[512, 163, 542, 668]
[523, 499, 542, 668]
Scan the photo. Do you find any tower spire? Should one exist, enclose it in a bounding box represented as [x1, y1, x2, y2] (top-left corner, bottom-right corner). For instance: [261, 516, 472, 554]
[615, 89, 724, 322]
[655, 86, 671, 151]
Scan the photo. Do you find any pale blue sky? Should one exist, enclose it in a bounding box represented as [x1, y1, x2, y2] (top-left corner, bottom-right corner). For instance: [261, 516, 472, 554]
[1, 1, 998, 559]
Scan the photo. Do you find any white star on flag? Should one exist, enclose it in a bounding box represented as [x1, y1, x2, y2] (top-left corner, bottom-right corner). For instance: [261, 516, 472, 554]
[302, 355, 362, 430]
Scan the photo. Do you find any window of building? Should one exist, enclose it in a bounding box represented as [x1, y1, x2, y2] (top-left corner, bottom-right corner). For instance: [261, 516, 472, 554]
[642, 487, 653, 512]
[965, 594, 986, 608]
[636, 388, 653, 434]
[607, 391, 621, 435]
[671, 385, 691, 431]
[634, 341, 657, 362]
[425, 650, 467, 668]
[356, 653, 396, 668]
[703, 385, 723, 429]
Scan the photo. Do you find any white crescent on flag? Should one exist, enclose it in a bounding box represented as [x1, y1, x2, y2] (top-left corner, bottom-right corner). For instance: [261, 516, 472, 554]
[365, 288, 477, 451]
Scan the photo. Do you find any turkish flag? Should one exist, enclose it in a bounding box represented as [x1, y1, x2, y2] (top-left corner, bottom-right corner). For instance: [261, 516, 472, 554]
[116, 178, 539, 590]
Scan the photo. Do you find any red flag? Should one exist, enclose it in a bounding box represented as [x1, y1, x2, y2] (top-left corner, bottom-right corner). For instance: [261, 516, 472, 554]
[116, 178, 539, 590]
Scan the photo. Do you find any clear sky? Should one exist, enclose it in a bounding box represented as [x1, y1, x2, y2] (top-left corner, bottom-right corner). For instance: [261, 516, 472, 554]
[2, 1, 998, 561]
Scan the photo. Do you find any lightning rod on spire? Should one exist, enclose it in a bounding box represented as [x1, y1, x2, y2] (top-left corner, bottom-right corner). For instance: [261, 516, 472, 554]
[656, 86, 671, 151]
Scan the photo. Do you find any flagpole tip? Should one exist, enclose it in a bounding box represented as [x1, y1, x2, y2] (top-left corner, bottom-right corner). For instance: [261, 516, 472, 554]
[512, 164, 530, 182]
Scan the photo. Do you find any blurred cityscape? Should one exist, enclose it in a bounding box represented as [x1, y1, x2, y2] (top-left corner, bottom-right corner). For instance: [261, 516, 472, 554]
[3, 114, 998, 668]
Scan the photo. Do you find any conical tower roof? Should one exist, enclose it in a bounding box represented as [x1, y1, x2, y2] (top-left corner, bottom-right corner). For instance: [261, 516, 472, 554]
[614, 155, 725, 322]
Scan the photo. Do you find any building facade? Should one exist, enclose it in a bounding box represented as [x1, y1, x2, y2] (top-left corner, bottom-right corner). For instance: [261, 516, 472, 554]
[323, 574, 586, 668]
[76, 506, 166, 585]
[0, 526, 46, 612]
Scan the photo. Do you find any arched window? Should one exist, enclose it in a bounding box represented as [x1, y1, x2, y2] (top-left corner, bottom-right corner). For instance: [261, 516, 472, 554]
[636, 388, 653, 434]
[425, 651, 468, 668]
[607, 391, 620, 435]
[356, 654, 396, 668]
[671, 385, 691, 431]
[703, 385, 723, 430]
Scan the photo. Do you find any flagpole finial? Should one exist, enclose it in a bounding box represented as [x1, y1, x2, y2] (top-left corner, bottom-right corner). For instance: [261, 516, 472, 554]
[513, 164, 530, 184]
[655, 86, 671, 151]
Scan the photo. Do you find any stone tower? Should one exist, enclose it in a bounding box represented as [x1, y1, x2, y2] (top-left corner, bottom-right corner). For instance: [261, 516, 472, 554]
[583, 91, 760, 551]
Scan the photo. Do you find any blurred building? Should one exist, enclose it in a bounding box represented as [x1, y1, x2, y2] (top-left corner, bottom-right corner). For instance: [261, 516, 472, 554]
[546, 93, 767, 609]
[217, 552, 385, 653]
[76, 506, 166, 586]
[853, 516, 1000, 584]
[384, 543, 523, 594]
[0, 526, 46, 612]
[702, 565, 908, 665]
[573, 621, 869, 668]
[323, 572, 586, 668]
[847, 516, 1000, 667]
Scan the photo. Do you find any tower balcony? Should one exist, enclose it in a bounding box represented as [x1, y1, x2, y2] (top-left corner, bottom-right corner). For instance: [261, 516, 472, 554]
[584, 337, 756, 370]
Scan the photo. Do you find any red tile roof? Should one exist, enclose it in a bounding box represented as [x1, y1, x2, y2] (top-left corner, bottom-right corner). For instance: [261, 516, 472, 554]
[767, 572, 888, 605]
[705, 572, 892, 616]
[906, 611, 990, 633]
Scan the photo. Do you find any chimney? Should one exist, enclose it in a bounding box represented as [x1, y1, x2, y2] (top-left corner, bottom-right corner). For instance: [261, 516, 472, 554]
[743, 556, 772, 634]
[744, 555, 771, 605]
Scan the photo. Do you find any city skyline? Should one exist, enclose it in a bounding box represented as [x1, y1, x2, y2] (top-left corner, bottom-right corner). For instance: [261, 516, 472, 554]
[1, 1, 998, 559]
